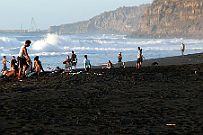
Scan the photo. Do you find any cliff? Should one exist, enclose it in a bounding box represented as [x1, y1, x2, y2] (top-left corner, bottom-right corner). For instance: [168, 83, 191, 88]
[48, 5, 148, 34]
[49, 0, 203, 38]
[135, 0, 203, 38]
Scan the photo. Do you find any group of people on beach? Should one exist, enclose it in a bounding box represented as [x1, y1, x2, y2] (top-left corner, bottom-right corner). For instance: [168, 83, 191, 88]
[1, 39, 143, 81]
[1, 40, 44, 80]
[1, 39, 187, 81]
[62, 50, 91, 72]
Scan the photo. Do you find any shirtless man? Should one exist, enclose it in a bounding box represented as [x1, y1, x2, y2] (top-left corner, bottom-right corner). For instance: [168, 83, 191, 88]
[18, 40, 32, 80]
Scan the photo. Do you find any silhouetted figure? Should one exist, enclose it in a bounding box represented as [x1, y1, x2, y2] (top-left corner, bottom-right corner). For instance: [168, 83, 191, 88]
[181, 43, 185, 56]
[71, 51, 77, 70]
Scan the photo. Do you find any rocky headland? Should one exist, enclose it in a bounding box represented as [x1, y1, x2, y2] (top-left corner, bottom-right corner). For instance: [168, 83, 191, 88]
[49, 0, 203, 38]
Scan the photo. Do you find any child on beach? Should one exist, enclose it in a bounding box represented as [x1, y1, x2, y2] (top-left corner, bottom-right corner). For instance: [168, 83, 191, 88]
[63, 55, 72, 72]
[2, 56, 9, 71]
[84, 55, 91, 71]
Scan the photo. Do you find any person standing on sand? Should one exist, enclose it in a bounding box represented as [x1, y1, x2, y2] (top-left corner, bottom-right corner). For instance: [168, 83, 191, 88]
[17, 40, 31, 80]
[63, 55, 72, 72]
[118, 52, 122, 62]
[136, 47, 143, 69]
[2, 56, 9, 71]
[10, 56, 17, 70]
[118, 52, 122, 67]
[84, 55, 91, 72]
[71, 50, 77, 70]
[181, 43, 185, 56]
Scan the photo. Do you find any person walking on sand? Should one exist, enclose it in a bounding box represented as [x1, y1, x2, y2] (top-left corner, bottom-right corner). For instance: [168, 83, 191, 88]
[136, 47, 143, 70]
[84, 55, 91, 72]
[181, 43, 185, 56]
[17, 40, 32, 80]
[71, 50, 77, 70]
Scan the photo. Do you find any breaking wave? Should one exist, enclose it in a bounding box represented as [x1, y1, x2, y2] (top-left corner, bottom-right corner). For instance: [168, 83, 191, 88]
[1, 33, 203, 57]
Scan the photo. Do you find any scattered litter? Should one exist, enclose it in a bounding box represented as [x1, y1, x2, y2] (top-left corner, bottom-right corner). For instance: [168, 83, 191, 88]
[166, 124, 176, 126]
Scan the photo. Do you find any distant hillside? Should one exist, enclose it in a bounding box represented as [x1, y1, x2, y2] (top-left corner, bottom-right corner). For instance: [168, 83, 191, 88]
[49, 0, 203, 38]
[133, 0, 203, 38]
[48, 5, 149, 34]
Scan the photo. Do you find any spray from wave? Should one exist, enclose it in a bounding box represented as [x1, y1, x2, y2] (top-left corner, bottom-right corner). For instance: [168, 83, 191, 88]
[31, 34, 67, 52]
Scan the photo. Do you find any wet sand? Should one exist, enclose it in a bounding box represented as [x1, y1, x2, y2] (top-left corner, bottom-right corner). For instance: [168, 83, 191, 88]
[0, 53, 203, 134]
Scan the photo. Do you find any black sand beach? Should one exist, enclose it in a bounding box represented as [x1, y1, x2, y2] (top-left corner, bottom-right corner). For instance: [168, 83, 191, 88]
[0, 53, 203, 135]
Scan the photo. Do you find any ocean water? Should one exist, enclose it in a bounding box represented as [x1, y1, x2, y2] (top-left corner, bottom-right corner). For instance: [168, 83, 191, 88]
[1, 32, 203, 71]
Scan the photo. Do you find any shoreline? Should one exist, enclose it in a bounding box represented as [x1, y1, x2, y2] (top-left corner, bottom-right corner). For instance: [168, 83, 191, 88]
[110, 52, 203, 68]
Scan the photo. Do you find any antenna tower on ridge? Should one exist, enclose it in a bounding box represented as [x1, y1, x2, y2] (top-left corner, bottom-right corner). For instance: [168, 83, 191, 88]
[30, 17, 39, 32]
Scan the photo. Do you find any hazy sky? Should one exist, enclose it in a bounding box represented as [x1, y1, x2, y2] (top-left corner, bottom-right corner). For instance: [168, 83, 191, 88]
[0, 0, 153, 30]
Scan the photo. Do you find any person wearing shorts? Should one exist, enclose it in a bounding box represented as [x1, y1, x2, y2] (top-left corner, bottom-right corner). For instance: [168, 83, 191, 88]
[18, 40, 31, 80]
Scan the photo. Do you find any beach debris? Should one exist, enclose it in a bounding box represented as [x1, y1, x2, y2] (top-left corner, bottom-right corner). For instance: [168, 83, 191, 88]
[166, 123, 176, 126]
[152, 62, 159, 66]
[94, 73, 103, 76]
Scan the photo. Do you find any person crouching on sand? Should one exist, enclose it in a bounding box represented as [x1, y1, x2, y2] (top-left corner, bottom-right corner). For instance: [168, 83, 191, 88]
[84, 55, 91, 72]
[1, 61, 19, 79]
[107, 60, 113, 69]
[26, 56, 44, 78]
[34, 56, 44, 75]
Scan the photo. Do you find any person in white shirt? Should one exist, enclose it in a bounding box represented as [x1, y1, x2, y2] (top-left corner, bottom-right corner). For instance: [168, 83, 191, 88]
[84, 55, 91, 71]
